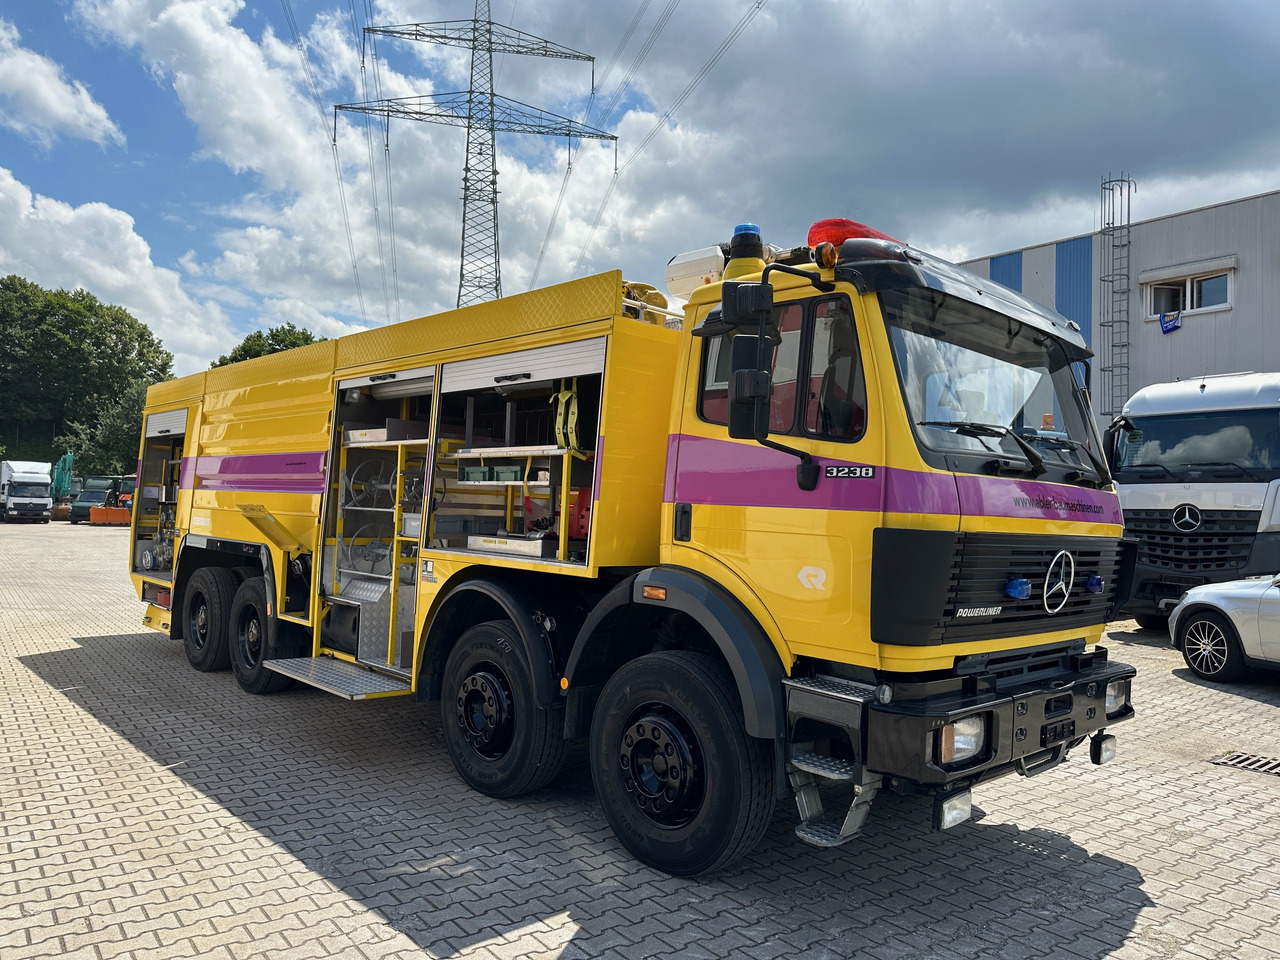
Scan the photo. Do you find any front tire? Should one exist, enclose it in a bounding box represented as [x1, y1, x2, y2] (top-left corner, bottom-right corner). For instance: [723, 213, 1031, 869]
[182, 567, 236, 671]
[1178, 609, 1248, 682]
[229, 576, 293, 694]
[590, 651, 775, 877]
[441, 620, 565, 798]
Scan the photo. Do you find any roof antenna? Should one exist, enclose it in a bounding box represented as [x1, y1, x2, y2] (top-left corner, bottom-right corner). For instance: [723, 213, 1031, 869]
[1200, 368, 1208, 393]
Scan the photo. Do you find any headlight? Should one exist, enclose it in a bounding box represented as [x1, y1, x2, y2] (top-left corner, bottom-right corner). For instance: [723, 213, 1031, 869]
[940, 715, 987, 764]
[1105, 680, 1128, 716]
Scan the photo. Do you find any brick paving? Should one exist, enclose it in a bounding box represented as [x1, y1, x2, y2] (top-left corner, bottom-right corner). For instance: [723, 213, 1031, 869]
[3, 521, 1280, 959]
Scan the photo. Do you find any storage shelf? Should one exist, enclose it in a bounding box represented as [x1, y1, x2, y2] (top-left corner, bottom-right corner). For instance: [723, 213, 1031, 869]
[453, 445, 569, 459]
[336, 567, 392, 581]
[344, 438, 430, 450]
[455, 480, 551, 488]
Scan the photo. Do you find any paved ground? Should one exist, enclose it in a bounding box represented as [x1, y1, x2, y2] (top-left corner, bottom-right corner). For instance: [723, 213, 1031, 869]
[2, 522, 1280, 960]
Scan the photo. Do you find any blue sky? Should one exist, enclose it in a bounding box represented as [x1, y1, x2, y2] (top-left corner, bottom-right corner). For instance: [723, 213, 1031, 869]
[1, 1, 1278, 375]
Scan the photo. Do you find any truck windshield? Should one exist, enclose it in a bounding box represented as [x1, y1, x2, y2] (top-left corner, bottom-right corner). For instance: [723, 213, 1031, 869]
[11, 483, 50, 498]
[881, 287, 1102, 479]
[1112, 409, 1280, 482]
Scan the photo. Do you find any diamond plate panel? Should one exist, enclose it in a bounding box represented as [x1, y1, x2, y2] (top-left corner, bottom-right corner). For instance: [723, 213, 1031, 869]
[263, 657, 411, 699]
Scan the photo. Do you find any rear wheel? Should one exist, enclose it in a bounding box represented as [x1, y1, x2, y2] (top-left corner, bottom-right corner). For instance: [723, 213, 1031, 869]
[590, 651, 775, 876]
[182, 567, 236, 671]
[1135, 613, 1168, 632]
[229, 576, 293, 694]
[441, 620, 565, 798]
[1178, 609, 1248, 682]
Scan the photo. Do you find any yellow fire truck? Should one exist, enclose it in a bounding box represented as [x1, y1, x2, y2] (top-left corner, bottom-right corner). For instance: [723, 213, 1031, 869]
[129, 220, 1136, 875]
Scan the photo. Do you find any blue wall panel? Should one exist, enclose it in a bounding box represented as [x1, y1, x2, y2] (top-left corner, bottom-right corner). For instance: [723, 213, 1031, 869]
[989, 252, 1023, 292]
[1054, 236, 1092, 345]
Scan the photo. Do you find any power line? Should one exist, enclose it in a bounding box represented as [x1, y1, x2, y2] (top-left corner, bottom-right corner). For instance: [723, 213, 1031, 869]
[337, 1, 616, 308]
[279, 0, 367, 324]
[529, 0, 655, 289]
[573, 0, 768, 278]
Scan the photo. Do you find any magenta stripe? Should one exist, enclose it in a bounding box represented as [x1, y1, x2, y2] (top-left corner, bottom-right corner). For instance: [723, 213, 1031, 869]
[664, 434, 1120, 523]
[189, 451, 328, 494]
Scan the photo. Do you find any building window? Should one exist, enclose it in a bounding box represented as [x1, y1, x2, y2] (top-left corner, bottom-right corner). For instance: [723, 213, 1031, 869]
[1146, 271, 1231, 318]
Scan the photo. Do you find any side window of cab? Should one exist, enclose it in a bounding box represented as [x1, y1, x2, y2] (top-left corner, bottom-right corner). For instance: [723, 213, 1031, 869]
[700, 296, 865, 442]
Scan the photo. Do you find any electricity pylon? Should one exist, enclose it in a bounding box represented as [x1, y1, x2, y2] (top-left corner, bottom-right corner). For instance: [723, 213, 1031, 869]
[337, 0, 616, 308]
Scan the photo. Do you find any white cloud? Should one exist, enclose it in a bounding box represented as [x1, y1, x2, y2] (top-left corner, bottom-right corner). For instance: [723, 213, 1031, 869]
[0, 165, 232, 374]
[0, 18, 125, 147]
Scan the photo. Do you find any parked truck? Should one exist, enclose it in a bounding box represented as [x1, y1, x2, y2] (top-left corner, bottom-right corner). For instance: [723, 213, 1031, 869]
[1106, 372, 1280, 629]
[129, 220, 1136, 875]
[1, 460, 53, 523]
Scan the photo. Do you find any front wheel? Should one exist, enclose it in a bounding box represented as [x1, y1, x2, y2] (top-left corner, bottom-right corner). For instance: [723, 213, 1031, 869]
[228, 576, 294, 694]
[590, 651, 775, 876]
[441, 620, 565, 798]
[1178, 609, 1248, 682]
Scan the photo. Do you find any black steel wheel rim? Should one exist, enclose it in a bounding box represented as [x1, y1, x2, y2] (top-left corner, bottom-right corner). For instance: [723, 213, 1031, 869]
[617, 706, 704, 828]
[455, 666, 514, 759]
[188, 596, 209, 651]
[237, 605, 263, 667]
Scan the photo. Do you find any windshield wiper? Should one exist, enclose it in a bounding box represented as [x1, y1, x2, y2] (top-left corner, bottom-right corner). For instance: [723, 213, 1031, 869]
[1182, 460, 1266, 481]
[1026, 434, 1111, 486]
[917, 420, 1046, 476]
[1118, 461, 1175, 479]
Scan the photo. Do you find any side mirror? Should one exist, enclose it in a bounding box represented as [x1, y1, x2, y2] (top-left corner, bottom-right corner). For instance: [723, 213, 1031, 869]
[727, 335, 770, 440]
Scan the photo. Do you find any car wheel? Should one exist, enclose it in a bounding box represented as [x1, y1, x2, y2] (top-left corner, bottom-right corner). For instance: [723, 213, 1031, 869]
[1177, 609, 1248, 682]
[228, 576, 294, 694]
[1135, 613, 1168, 632]
[182, 567, 236, 671]
[441, 620, 566, 798]
[590, 651, 775, 877]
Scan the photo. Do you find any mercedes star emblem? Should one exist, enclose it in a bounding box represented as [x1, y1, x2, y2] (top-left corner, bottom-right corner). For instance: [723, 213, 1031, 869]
[1171, 503, 1203, 532]
[1043, 550, 1076, 615]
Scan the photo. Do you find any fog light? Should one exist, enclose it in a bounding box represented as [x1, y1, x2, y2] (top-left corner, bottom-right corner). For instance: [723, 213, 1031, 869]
[1105, 680, 1127, 715]
[1005, 577, 1032, 600]
[940, 715, 986, 764]
[933, 790, 972, 830]
[1090, 733, 1117, 765]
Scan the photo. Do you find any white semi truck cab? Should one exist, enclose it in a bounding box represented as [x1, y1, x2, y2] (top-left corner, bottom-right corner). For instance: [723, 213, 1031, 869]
[1106, 372, 1280, 628]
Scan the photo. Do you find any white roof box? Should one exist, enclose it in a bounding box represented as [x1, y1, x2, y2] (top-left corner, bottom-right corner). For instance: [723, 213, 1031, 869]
[665, 245, 726, 299]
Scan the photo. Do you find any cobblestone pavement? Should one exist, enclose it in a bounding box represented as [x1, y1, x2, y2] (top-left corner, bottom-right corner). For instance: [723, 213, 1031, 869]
[3, 522, 1280, 960]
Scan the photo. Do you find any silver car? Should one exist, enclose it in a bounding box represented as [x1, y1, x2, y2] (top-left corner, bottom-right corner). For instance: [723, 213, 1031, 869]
[1168, 575, 1280, 682]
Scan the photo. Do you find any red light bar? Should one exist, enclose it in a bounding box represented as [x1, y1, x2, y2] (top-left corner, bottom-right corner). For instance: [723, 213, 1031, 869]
[808, 218, 902, 247]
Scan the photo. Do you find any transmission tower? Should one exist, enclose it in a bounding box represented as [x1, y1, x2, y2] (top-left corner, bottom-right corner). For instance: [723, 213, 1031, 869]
[337, 1, 616, 308]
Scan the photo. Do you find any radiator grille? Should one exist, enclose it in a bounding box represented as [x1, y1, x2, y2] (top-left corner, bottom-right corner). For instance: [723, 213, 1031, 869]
[1124, 509, 1258, 573]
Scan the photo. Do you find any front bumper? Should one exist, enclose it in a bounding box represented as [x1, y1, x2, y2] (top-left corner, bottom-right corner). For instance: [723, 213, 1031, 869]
[1123, 532, 1280, 617]
[786, 648, 1135, 791]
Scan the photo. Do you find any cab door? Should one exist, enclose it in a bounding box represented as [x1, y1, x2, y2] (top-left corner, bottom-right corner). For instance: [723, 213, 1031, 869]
[668, 292, 886, 664]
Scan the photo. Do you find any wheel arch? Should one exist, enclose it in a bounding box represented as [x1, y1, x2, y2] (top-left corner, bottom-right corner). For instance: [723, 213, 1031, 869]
[417, 571, 572, 708]
[173, 537, 276, 643]
[562, 566, 786, 741]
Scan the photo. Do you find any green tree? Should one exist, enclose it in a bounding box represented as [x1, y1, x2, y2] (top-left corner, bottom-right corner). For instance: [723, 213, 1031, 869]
[53, 381, 149, 475]
[212, 322, 324, 367]
[0, 275, 173, 460]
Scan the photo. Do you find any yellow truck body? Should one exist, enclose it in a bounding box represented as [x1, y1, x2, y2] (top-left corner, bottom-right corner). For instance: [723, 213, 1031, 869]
[130, 225, 1135, 875]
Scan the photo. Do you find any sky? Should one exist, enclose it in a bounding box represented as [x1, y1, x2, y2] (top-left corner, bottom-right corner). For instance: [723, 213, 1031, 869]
[1, 0, 1278, 376]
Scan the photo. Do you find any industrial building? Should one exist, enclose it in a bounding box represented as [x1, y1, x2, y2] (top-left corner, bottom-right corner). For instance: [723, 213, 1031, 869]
[960, 185, 1280, 417]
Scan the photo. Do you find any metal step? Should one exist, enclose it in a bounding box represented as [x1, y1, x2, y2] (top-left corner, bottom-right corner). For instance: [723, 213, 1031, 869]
[790, 749, 858, 781]
[795, 817, 859, 848]
[782, 674, 877, 703]
[263, 657, 412, 700]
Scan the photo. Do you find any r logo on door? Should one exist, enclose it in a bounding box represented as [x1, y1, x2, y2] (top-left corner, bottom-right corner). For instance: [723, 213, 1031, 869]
[797, 566, 827, 590]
